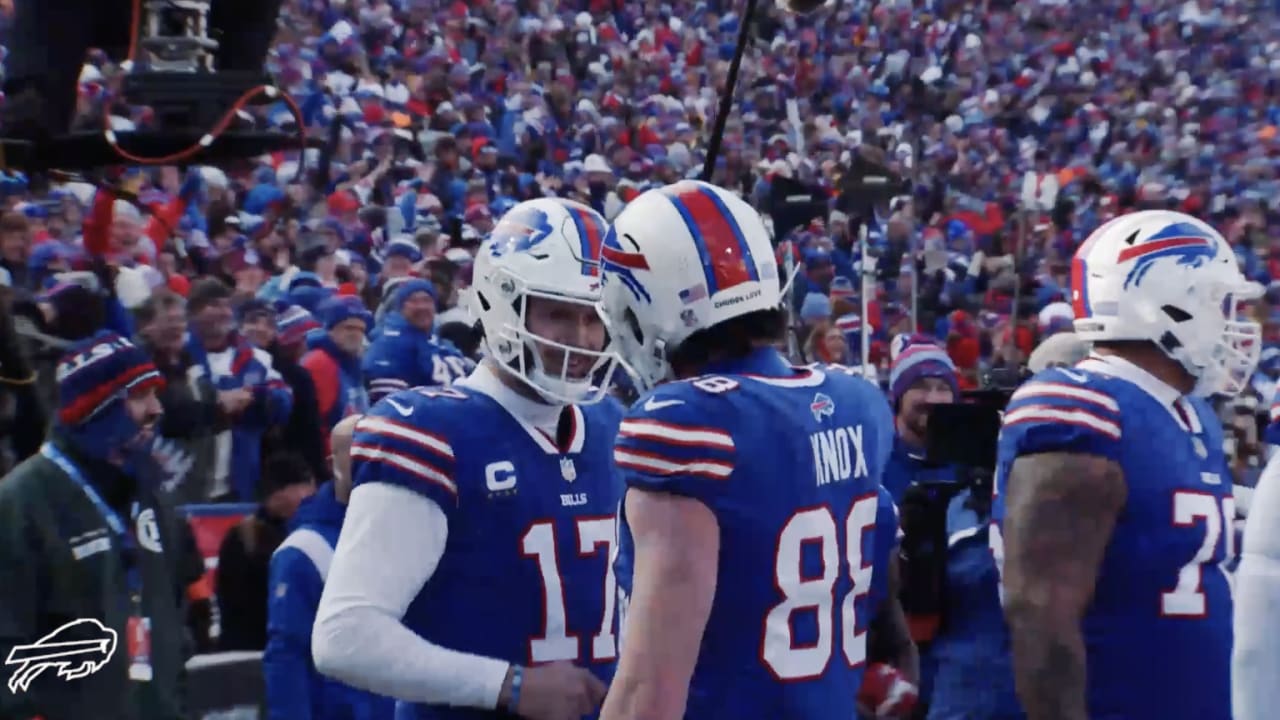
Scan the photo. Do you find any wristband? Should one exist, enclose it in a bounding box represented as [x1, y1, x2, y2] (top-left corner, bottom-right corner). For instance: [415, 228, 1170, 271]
[506, 665, 524, 714]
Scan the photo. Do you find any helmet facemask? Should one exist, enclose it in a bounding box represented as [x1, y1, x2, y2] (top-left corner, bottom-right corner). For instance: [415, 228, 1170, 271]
[477, 266, 619, 405]
[597, 276, 672, 393]
[1181, 281, 1263, 397]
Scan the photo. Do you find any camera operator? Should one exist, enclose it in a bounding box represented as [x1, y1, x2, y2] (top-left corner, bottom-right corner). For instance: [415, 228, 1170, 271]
[882, 340, 963, 503]
[886, 340, 1021, 719]
[880, 340, 962, 710]
[911, 409, 1020, 720]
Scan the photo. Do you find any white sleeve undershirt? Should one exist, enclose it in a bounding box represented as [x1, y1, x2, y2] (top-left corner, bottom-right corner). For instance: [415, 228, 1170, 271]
[1233, 452, 1280, 720]
[311, 482, 510, 708]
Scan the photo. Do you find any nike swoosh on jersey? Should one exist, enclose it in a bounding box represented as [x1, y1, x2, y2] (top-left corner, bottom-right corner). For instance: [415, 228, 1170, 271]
[643, 397, 685, 411]
[386, 398, 414, 417]
[1058, 369, 1089, 383]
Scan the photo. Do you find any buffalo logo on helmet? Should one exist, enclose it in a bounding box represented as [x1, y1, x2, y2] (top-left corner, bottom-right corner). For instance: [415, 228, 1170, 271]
[1119, 222, 1219, 289]
[487, 207, 555, 257]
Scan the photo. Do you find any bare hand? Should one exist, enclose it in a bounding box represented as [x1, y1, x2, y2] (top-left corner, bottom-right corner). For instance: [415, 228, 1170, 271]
[504, 663, 607, 720]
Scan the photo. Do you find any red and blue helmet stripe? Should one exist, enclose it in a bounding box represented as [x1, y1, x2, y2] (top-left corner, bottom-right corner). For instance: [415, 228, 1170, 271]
[659, 183, 760, 296]
[601, 226, 653, 303]
[562, 202, 607, 277]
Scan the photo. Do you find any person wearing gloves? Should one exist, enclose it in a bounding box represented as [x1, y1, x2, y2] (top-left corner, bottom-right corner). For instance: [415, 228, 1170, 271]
[301, 296, 371, 451]
[264, 414, 394, 720]
[876, 340, 965, 714]
[0, 331, 198, 720]
[362, 278, 472, 402]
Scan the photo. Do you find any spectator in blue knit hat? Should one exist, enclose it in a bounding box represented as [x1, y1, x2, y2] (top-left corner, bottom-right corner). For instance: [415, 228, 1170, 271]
[362, 278, 473, 402]
[799, 291, 832, 344]
[882, 341, 961, 503]
[793, 248, 835, 309]
[881, 338, 1019, 719]
[300, 296, 371, 453]
[379, 235, 423, 283]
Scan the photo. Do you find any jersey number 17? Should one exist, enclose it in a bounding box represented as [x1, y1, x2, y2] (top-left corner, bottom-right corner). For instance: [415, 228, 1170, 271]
[521, 517, 618, 663]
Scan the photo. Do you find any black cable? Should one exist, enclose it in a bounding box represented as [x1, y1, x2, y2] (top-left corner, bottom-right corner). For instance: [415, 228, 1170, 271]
[700, 0, 761, 183]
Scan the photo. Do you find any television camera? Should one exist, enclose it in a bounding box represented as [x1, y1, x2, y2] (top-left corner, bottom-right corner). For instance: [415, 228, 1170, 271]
[898, 367, 1025, 641]
[0, 0, 312, 173]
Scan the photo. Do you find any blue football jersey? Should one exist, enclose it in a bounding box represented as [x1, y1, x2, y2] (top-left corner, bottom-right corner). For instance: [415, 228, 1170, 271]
[612, 350, 895, 719]
[350, 384, 625, 720]
[994, 357, 1234, 720]
[867, 485, 900, 615]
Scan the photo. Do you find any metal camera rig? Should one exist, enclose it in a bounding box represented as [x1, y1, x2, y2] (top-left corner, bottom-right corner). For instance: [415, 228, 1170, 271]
[124, 0, 272, 134]
[0, 0, 310, 172]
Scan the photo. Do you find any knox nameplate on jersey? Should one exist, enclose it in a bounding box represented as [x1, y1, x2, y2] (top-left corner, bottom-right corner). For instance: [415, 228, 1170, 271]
[560, 457, 577, 482]
[811, 425, 869, 486]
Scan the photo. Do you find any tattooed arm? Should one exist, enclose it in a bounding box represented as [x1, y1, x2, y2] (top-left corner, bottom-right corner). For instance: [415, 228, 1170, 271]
[1001, 452, 1125, 720]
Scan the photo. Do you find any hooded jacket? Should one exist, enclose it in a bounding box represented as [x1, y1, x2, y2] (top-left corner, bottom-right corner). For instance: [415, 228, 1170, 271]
[263, 482, 395, 720]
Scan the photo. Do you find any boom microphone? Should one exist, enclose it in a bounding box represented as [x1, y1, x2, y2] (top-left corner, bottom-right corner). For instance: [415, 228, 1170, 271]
[776, 0, 832, 14]
[701, 0, 837, 181]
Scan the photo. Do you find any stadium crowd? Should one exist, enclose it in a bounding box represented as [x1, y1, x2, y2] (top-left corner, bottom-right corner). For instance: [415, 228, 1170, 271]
[0, 0, 1279, 717]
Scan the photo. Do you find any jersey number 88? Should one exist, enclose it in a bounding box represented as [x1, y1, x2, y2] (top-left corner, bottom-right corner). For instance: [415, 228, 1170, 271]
[763, 494, 879, 680]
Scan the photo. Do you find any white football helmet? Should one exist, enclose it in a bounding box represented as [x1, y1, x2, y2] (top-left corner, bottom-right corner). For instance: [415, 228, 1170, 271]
[599, 180, 781, 390]
[470, 198, 618, 404]
[1071, 209, 1262, 396]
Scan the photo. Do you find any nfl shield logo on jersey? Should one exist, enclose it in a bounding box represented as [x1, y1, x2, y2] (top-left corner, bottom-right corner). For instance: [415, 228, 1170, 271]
[560, 457, 577, 482]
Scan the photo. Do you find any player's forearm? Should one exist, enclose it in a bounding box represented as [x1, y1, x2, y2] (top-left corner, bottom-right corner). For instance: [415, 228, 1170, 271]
[263, 634, 315, 720]
[312, 603, 509, 707]
[870, 556, 918, 684]
[1005, 604, 1089, 720]
[599, 676, 689, 720]
[312, 483, 509, 709]
[601, 492, 719, 720]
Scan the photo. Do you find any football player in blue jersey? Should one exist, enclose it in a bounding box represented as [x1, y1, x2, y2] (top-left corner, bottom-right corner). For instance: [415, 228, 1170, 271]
[312, 198, 625, 720]
[1236, 433, 1280, 719]
[994, 210, 1261, 720]
[1233, 333, 1280, 717]
[595, 180, 907, 720]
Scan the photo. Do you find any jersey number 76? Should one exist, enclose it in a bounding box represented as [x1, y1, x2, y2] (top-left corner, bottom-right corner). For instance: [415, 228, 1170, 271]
[522, 517, 618, 663]
[763, 495, 879, 680]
